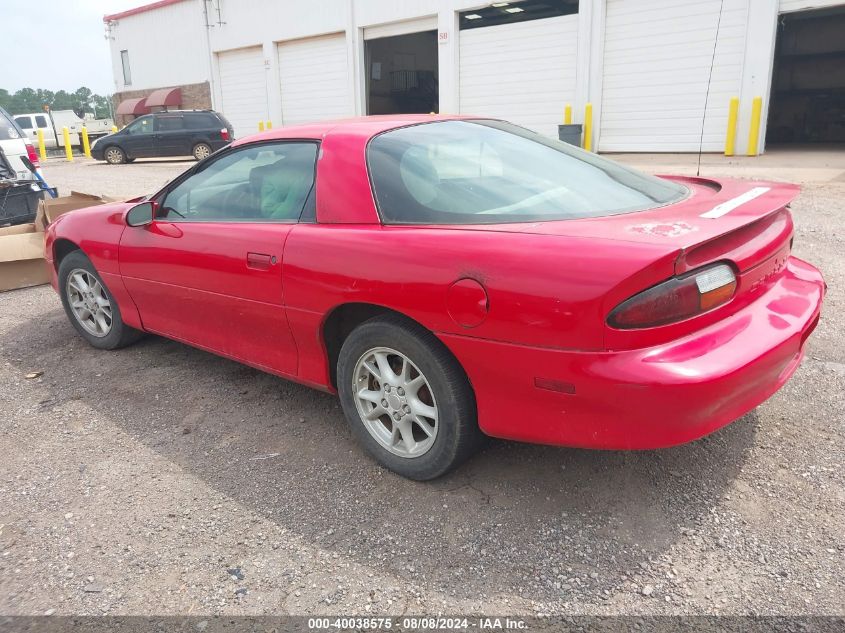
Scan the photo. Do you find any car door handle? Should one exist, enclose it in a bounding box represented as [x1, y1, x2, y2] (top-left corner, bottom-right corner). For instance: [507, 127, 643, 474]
[246, 252, 275, 270]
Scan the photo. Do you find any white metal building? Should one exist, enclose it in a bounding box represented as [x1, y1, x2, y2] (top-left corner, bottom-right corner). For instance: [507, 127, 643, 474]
[105, 0, 845, 153]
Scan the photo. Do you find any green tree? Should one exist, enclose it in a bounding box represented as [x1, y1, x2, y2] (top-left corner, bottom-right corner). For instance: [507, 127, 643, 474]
[9, 87, 39, 113]
[0, 87, 114, 118]
[91, 94, 112, 119]
[36, 89, 54, 112]
[73, 86, 94, 116]
[52, 90, 74, 111]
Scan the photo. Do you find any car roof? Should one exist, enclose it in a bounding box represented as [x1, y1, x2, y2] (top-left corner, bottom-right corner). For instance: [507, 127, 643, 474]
[230, 114, 481, 146]
[152, 110, 217, 114]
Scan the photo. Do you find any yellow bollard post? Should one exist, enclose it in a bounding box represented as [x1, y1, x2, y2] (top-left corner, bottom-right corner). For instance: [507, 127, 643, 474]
[583, 103, 593, 152]
[36, 129, 47, 161]
[266, 120, 272, 130]
[564, 104, 572, 125]
[258, 121, 265, 132]
[724, 97, 739, 156]
[62, 127, 73, 161]
[111, 125, 118, 134]
[81, 126, 92, 158]
[747, 96, 762, 156]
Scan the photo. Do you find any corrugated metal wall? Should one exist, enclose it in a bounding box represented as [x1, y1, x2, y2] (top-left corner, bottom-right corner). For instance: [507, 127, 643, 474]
[107, 0, 208, 93]
[106, 0, 845, 152]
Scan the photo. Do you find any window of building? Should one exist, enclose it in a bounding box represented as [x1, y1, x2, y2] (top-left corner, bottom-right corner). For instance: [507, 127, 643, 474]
[121, 50, 132, 85]
[458, 0, 578, 30]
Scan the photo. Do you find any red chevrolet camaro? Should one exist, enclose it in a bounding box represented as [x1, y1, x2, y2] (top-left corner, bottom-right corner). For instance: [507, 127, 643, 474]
[44, 115, 825, 479]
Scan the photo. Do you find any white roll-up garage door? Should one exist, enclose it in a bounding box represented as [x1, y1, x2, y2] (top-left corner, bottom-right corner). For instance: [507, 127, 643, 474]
[277, 33, 351, 126]
[600, 0, 748, 152]
[780, 0, 843, 12]
[217, 46, 267, 139]
[363, 16, 438, 40]
[459, 15, 578, 139]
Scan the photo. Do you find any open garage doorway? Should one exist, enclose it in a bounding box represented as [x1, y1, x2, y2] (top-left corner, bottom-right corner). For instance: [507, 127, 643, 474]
[767, 6, 845, 145]
[365, 30, 439, 115]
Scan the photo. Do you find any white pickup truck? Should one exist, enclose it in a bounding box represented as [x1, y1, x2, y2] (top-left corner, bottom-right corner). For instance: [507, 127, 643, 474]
[13, 110, 114, 150]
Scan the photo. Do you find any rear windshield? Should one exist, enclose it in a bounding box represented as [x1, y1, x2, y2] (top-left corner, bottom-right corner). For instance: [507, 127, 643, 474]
[367, 120, 687, 224]
[0, 107, 24, 141]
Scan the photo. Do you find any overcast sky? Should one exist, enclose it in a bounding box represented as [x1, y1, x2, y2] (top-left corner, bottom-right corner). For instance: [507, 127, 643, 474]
[1, 0, 144, 95]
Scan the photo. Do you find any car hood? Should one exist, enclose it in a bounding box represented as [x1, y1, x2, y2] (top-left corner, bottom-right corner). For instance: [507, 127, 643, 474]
[49, 200, 137, 230]
[91, 133, 117, 148]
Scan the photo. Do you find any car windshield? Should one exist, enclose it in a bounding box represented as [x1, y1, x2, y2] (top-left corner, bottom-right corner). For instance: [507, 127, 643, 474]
[367, 120, 688, 224]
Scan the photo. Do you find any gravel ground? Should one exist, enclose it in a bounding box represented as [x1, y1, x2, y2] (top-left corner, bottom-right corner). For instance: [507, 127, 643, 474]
[0, 155, 843, 617]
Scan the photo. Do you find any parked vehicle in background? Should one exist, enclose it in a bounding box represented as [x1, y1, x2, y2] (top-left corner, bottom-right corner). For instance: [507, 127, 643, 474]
[0, 106, 40, 181]
[45, 115, 825, 480]
[14, 110, 114, 150]
[91, 110, 233, 164]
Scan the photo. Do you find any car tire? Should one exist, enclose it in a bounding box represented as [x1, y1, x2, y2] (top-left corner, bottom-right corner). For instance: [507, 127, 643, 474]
[58, 251, 143, 350]
[104, 146, 126, 165]
[192, 142, 212, 161]
[337, 314, 484, 480]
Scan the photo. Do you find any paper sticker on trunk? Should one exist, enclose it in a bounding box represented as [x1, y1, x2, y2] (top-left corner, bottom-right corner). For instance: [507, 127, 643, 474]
[700, 187, 771, 219]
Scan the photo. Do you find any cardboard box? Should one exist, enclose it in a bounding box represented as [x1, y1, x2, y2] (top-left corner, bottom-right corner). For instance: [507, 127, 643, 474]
[0, 224, 49, 291]
[34, 190, 117, 231]
[0, 191, 116, 293]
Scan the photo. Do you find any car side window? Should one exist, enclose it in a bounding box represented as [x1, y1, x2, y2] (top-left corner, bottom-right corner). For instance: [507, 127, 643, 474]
[35, 115, 49, 128]
[14, 116, 32, 130]
[155, 115, 184, 132]
[125, 116, 152, 135]
[158, 142, 318, 223]
[184, 113, 218, 130]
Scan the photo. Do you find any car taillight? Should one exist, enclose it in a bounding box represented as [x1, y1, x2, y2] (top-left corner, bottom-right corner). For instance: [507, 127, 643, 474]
[220, 128, 230, 142]
[25, 141, 40, 169]
[608, 263, 737, 329]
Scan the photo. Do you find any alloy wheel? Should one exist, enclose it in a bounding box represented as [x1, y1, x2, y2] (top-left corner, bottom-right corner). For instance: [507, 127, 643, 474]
[105, 147, 124, 164]
[66, 269, 113, 337]
[352, 347, 439, 458]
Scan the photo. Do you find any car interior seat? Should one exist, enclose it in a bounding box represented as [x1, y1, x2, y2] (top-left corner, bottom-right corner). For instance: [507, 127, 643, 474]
[250, 152, 313, 221]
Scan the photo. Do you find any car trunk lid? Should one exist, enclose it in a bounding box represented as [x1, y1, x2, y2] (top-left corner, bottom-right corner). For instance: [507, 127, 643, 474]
[495, 176, 797, 272]
[450, 176, 801, 347]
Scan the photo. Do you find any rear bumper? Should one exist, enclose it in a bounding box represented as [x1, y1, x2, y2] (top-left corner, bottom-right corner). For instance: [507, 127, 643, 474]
[439, 256, 825, 449]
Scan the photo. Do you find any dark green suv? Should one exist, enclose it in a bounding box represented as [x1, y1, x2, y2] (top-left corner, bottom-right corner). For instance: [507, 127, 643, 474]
[91, 110, 233, 164]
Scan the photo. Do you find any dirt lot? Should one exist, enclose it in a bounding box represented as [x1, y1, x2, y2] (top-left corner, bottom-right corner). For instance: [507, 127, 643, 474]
[0, 154, 843, 616]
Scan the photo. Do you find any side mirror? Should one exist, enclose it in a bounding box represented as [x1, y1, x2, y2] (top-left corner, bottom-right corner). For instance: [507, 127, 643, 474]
[126, 201, 155, 227]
